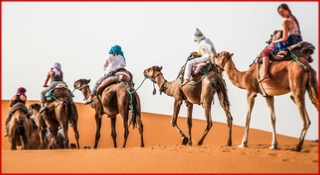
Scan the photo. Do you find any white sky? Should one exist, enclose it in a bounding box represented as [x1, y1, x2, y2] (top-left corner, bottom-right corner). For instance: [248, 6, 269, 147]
[2, 2, 318, 141]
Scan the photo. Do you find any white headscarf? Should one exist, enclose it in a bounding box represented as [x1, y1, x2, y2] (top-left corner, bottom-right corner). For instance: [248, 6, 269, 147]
[192, 28, 206, 42]
[52, 62, 61, 76]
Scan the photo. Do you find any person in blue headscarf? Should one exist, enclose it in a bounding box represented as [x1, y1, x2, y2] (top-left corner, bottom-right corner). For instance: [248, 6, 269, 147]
[84, 45, 126, 104]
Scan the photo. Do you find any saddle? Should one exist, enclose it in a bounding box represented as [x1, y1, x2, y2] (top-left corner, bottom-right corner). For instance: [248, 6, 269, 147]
[255, 41, 315, 64]
[96, 68, 134, 95]
[45, 83, 74, 102]
[179, 54, 219, 80]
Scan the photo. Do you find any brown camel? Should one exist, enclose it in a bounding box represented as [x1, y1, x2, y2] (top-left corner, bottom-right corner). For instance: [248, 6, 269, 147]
[73, 78, 144, 148]
[29, 103, 72, 149]
[27, 103, 42, 149]
[209, 51, 318, 151]
[6, 108, 33, 150]
[143, 65, 233, 146]
[37, 84, 80, 149]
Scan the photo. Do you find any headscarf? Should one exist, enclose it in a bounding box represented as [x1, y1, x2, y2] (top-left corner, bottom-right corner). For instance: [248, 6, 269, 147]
[17, 87, 26, 94]
[192, 28, 206, 42]
[109, 45, 126, 62]
[52, 62, 61, 76]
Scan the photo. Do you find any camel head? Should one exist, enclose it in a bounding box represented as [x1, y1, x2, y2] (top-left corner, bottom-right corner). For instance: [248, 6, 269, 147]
[209, 51, 234, 70]
[143, 66, 163, 81]
[28, 103, 41, 114]
[73, 78, 90, 91]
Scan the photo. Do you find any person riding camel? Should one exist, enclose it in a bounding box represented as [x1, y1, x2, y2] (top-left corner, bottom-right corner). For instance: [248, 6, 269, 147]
[84, 45, 126, 104]
[4, 87, 34, 137]
[258, 3, 303, 83]
[181, 28, 217, 87]
[39, 62, 67, 114]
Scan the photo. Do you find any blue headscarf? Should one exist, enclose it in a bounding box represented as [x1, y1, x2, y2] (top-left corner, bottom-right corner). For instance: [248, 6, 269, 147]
[109, 45, 125, 61]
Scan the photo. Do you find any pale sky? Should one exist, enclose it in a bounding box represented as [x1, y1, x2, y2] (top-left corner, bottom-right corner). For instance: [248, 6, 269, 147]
[2, 2, 318, 141]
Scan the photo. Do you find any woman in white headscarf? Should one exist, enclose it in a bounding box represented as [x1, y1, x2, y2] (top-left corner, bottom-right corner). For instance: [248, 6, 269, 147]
[39, 62, 66, 113]
[181, 28, 217, 87]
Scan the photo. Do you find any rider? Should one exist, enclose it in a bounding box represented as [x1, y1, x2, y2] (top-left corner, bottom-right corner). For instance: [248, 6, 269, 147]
[258, 3, 303, 83]
[39, 62, 67, 114]
[4, 87, 33, 137]
[181, 28, 217, 87]
[84, 45, 126, 104]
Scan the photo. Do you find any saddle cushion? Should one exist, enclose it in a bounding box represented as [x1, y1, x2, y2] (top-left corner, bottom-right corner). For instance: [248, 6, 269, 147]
[96, 68, 133, 95]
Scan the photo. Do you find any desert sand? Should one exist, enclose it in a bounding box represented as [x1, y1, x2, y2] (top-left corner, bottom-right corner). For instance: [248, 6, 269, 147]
[1, 100, 318, 173]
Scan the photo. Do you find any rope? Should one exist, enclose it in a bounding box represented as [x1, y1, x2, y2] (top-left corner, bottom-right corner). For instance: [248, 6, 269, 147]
[114, 74, 148, 113]
[289, 51, 309, 71]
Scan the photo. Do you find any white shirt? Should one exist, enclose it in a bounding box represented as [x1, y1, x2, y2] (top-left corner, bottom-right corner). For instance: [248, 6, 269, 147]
[199, 38, 217, 56]
[102, 54, 126, 76]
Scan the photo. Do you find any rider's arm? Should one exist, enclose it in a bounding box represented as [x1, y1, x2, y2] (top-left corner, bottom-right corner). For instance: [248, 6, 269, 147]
[8, 96, 15, 107]
[273, 19, 290, 43]
[43, 70, 51, 87]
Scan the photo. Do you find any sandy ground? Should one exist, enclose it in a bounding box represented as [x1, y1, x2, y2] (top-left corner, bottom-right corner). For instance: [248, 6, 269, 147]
[1, 100, 318, 173]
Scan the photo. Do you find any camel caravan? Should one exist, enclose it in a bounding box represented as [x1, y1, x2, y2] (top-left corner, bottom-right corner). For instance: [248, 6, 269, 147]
[4, 29, 318, 152]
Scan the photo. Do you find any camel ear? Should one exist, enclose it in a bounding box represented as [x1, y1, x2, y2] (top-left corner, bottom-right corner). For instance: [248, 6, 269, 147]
[230, 53, 234, 57]
[159, 66, 162, 70]
[87, 79, 91, 83]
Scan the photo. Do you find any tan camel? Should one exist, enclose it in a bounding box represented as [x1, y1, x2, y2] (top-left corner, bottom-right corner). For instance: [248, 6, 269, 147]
[143, 65, 233, 146]
[209, 51, 318, 151]
[37, 84, 80, 149]
[7, 108, 33, 150]
[73, 78, 144, 148]
[29, 103, 71, 149]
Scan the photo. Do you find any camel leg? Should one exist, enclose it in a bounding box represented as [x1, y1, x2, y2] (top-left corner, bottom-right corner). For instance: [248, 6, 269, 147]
[137, 116, 144, 147]
[62, 125, 69, 149]
[265, 96, 278, 149]
[10, 134, 17, 150]
[71, 124, 80, 149]
[110, 116, 117, 148]
[122, 116, 129, 148]
[198, 102, 212, 146]
[49, 128, 58, 149]
[70, 104, 80, 149]
[186, 104, 193, 146]
[238, 92, 257, 148]
[93, 113, 102, 149]
[292, 95, 311, 151]
[217, 89, 233, 146]
[171, 100, 188, 145]
[20, 130, 29, 150]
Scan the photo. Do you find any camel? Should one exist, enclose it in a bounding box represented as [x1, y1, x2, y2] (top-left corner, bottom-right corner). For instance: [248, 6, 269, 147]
[29, 103, 74, 149]
[37, 84, 80, 149]
[7, 107, 33, 150]
[209, 51, 318, 151]
[143, 65, 233, 146]
[73, 78, 144, 148]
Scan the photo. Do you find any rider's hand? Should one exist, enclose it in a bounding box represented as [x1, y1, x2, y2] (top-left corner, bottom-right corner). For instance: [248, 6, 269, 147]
[43, 85, 48, 87]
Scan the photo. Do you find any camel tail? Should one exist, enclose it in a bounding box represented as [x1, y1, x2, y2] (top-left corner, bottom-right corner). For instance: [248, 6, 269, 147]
[129, 92, 138, 129]
[307, 68, 319, 111]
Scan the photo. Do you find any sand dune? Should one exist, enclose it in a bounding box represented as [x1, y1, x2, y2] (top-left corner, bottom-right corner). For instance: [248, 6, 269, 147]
[1, 100, 318, 173]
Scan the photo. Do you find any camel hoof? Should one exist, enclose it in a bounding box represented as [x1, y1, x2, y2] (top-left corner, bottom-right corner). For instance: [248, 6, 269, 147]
[293, 147, 302, 152]
[238, 144, 248, 148]
[197, 141, 203, 146]
[269, 145, 278, 150]
[182, 137, 188, 145]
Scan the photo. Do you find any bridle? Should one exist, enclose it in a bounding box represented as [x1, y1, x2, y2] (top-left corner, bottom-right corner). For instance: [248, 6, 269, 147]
[213, 53, 230, 71]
